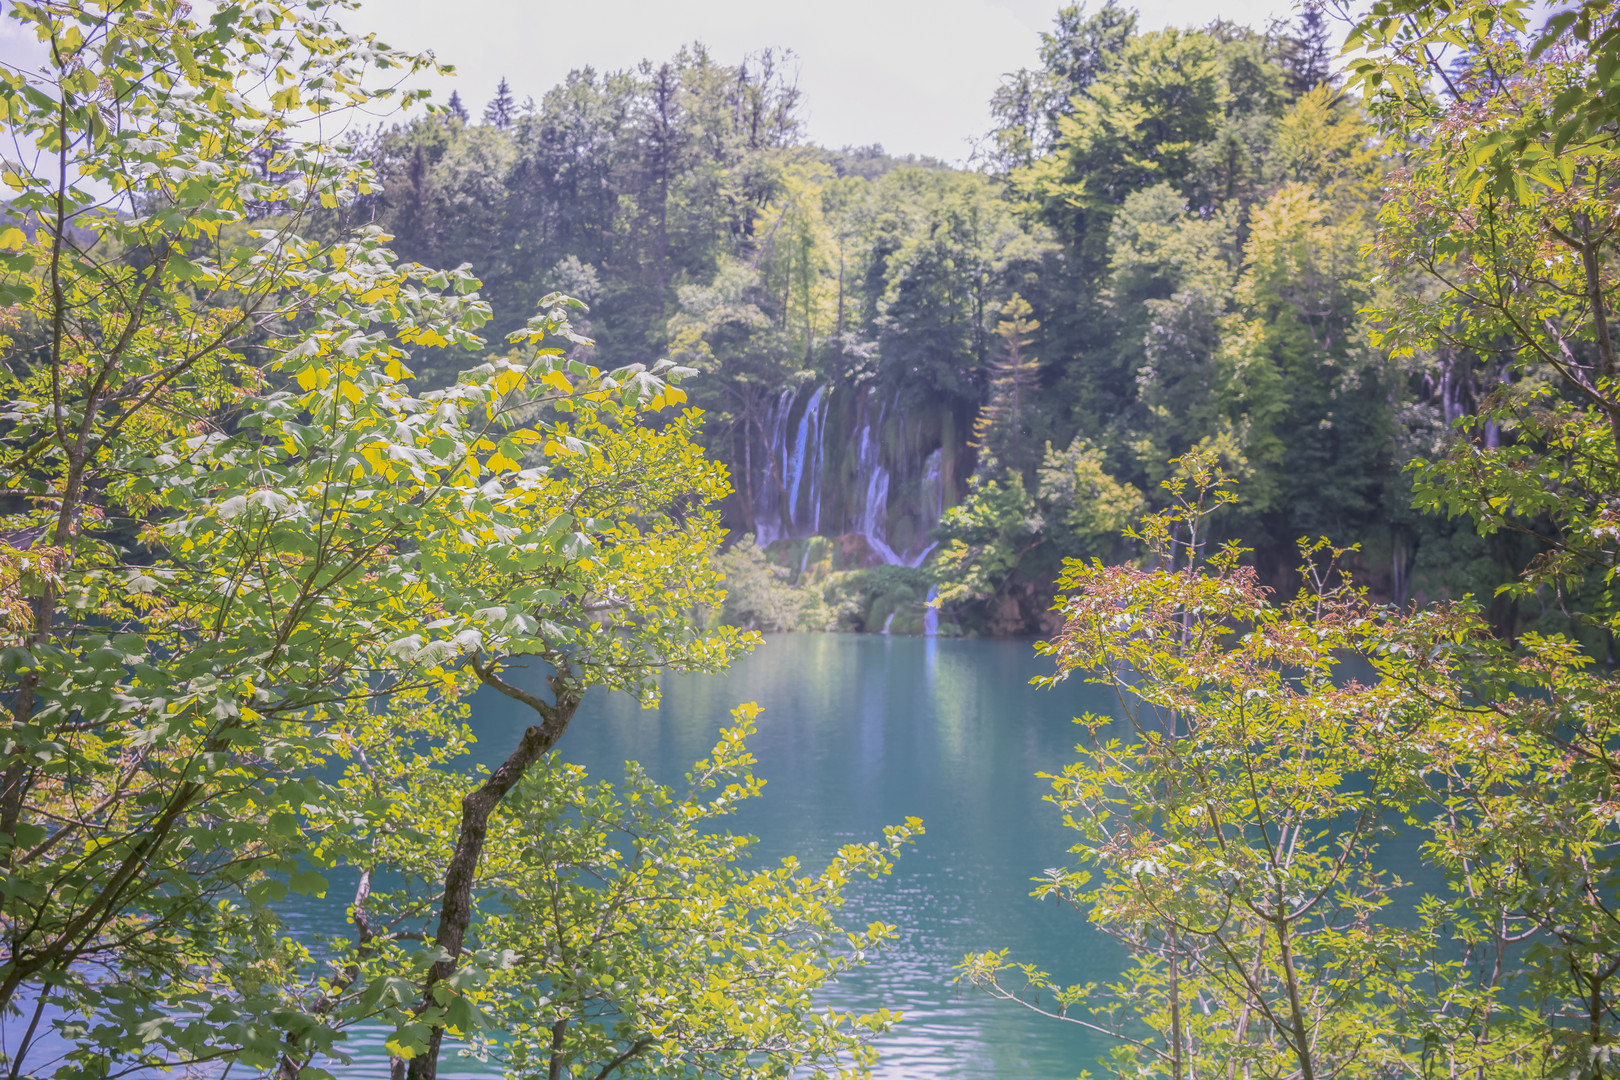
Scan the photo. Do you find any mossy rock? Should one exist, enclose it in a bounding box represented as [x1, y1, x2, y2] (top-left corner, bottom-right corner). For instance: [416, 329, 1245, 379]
[888, 608, 926, 635]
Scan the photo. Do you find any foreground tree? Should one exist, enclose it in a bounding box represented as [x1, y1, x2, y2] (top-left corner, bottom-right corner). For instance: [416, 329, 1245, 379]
[476, 705, 917, 1079]
[963, 453, 1620, 1075]
[965, 4, 1620, 1069]
[0, 4, 911, 1078]
[1345, 0, 1620, 1065]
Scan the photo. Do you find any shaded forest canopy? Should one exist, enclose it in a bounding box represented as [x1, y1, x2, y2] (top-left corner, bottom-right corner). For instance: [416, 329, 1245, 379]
[361, 6, 1529, 640]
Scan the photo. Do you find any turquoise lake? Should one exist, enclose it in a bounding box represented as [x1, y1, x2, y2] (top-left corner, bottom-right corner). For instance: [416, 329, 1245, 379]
[457, 631, 1124, 1078]
[268, 632, 1130, 1078]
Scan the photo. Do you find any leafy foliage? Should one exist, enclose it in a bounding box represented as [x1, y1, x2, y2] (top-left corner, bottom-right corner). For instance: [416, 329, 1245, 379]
[964, 454, 1620, 1078]
[0, 4, 917, 1078]
[347, 704, 922, 1080]
[716, 536, 834, 632]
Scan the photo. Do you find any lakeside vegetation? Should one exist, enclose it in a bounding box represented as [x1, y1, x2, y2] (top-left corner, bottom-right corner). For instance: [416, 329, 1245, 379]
[2, 0, 1620, 1077]
[356, 5, 1533, 640]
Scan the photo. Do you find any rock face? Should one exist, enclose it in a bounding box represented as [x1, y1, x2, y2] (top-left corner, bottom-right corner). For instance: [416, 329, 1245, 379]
[834, 533, 888, 571]
[981, 581, 1064, 639]
[738, 383, 974, 568]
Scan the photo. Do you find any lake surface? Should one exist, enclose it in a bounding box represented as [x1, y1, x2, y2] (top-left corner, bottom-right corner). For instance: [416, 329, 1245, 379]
[24, 633, 1120, 1078]
[9, 634, 1132, 1079]
[462, 632, 1125, 1079]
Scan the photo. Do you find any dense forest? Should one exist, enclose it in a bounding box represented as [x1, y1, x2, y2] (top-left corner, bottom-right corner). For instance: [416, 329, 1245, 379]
[358, 6, 1525, 640]
[10, 0, 1620, 1077]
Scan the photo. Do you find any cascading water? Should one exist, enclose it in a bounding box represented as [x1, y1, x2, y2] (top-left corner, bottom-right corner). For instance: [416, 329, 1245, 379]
[850, 393, 901, 564]
[898, 447, 945, 567]
[920, 448, 943, 524]
[808, 388, 829, 534]
[747, 383, 957, 633]
[752, 383, 948, 567]
[782, 385, 825, 538]
[753, 388, 795, 547]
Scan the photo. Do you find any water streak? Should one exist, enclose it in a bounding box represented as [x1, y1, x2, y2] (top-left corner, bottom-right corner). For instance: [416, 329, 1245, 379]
[783, 386, 825, 538]
[754, 388, 795, 547]
[851, 392, 901, 564]
[920, 448, 944, 526]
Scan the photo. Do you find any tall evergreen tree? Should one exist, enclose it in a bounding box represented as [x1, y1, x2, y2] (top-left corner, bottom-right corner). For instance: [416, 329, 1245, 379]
[445, 88, 468, 122]
[1280, 9, 1333, 92]
[387, 141, 437, 256]
[484, 76, 515, 128]
[973, 294, 1043, 468]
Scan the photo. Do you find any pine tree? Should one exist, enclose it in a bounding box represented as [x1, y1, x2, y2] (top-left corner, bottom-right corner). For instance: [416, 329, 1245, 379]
[972, 294, 1042, 463]
[446, 89, 468, 122]
[483, 77, 515, 128]
[1281, 9, 1333, 93]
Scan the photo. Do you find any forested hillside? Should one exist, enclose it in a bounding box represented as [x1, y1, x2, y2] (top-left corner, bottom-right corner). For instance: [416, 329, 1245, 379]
[11, 0, 1620, 1075]
[361, 6, 1526, 639]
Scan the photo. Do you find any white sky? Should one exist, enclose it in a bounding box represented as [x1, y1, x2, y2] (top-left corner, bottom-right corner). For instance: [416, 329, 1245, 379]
[344, 0, 1306, 164]
[0, 0, 1307, 164]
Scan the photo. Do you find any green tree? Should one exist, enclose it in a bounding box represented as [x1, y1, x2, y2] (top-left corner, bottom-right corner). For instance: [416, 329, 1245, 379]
[873, 170, 1044, 405]
[971, 293, 1044, 470]
[982, 1, 1138, 172]
[932, 474, 1043, 612]
[312, 701, 918, 1080]
[1349, 0, 1620, 634]
[1019, 27, 1228, 273]
[715, 536, 831, 631]
[962, 456, 1608, 1077]
[478, 705, 918, 1079]
[484, 76, 516, 129]
[0, 6, 915, 1080]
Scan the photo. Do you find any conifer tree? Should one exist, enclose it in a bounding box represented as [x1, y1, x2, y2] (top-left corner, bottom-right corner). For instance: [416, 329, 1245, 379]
[446, 88, 469, 122]
[389, 141, 437, 256]
[972, 293, 1042, 466]
[1281, 9, 1333, 92]
[484, 76, 515, 128]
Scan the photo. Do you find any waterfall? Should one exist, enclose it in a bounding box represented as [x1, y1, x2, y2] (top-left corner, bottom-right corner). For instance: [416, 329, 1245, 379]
[752, 384, 946, 570]
[920, 448, 943, 525]
[899, 448, 945, 566]
[808, 388, 829, 534]
[851, 393, 901, 564]
[904, 542, 937, 569]
[755, 385, 830, 546]
[753, 388, 795, 547]
[782, 386, 824, 538]
[744, 382, 953, 634]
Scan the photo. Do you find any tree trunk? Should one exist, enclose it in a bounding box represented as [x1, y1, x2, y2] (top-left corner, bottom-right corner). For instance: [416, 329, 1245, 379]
[407, 659, 580, 1080]
[1274, 914, 1316, 1080]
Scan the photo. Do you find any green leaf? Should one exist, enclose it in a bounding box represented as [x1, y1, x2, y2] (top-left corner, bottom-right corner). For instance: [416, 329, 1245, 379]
[288, 870, 328, 897]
